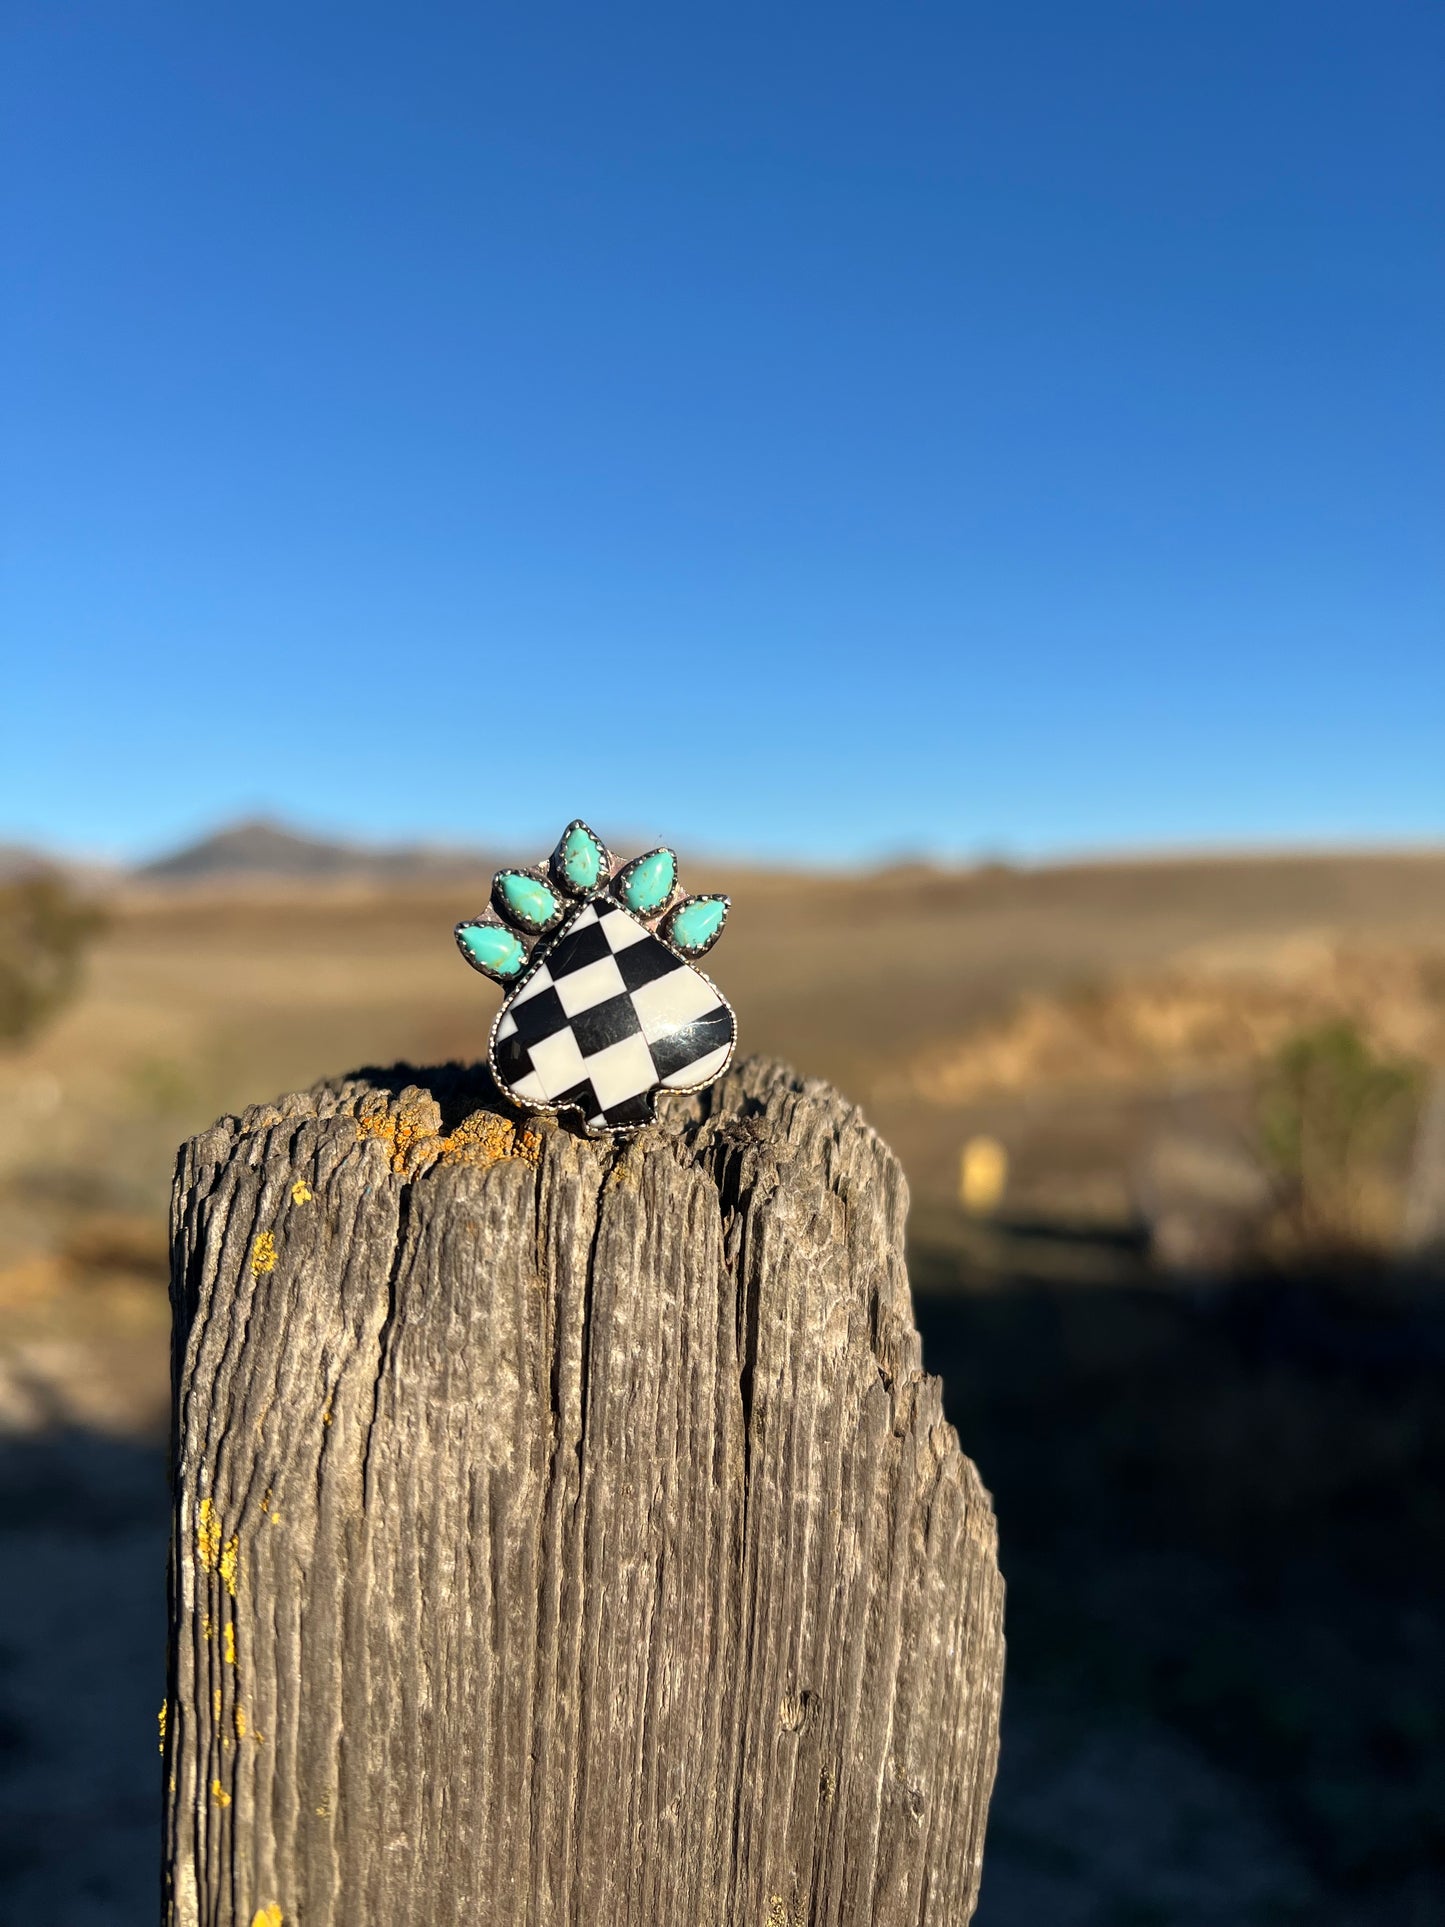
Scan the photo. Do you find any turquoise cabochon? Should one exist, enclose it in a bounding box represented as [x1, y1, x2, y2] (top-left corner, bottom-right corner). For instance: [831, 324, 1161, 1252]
[493, 869, 560, 932]
[617, 848, 677, 917]
[456, 920, 527, 980]
[552, 821, 607, 895]
[663, 895, 729, 956]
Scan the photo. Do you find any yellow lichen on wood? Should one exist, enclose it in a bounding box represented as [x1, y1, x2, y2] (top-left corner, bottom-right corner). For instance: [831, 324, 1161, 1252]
[250, 1908, 283, 1927]
[607, 1146, 643, 1188]
[234, 1702, 247, 1739]
[250, 1231, 277, 1275]
[211, 1778, 231, 1808]
[223, 1621, 236, 1664]
[220, 1533, 240, 1596]
[213, 1688, 223, 1720]
[196, 1497, 222, 1571]
[290, 1178, 312, 1205]
[158, 1699, 167, 1754]
[764, 1894, 805, 1927]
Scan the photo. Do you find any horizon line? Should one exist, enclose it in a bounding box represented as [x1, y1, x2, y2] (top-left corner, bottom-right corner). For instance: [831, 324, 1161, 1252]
[9, 814, 1445, 880]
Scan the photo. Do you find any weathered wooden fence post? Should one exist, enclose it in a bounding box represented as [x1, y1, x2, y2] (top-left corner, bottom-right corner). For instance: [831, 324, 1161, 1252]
[163, 1055, 1004, 1926]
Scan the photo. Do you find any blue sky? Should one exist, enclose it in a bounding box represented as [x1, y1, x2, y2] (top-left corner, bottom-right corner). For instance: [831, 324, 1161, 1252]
[3, 2, 1441, 864]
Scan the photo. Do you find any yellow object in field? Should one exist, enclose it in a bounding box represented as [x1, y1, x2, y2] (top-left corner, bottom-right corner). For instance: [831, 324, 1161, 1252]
[959, 1136, 1008, 1215]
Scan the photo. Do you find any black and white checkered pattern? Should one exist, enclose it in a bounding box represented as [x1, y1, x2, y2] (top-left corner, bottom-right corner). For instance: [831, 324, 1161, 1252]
[490, 897, 736, 1131]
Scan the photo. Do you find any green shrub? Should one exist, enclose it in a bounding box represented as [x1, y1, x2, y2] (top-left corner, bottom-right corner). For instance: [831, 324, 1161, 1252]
[0, 871, 106, 1045]
[1256, 1020, 1424, 1256]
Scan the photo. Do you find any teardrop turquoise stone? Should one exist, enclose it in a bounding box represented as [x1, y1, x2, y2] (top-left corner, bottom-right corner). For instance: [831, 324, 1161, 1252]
[667, 897, 727, 953]
[459, 924, 525, 978]
[620, 850, 676, 915]
[559, 825, 602, 892]
[498, 872, 557, 929]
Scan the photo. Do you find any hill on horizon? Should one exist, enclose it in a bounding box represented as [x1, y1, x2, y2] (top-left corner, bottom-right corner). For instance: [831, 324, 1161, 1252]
[19, 813, 1445, 891]
[136, 817, 493, 884]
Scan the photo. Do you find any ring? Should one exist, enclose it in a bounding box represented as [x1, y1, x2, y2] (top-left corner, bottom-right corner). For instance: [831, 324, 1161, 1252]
[455, 821, 736, 1135]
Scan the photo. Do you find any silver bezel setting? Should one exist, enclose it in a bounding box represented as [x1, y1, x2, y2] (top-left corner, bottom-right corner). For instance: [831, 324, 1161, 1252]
[548, 818, 617, 901]
[490, 864, 567, 937]
[660, 891, 732, 958]
[610, 846, 682, 922]
[454, 913, 528, 986]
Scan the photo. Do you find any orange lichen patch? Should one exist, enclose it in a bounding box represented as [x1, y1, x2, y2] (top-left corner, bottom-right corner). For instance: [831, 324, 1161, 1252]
[436, 1110, 518, 1166]
[250, 1232, 277, 1275]
[224, 1621, 236, 1665]
[355, 1101, 441, 1174]
[439, 1111, 545, 1168]
[357, 1104, 544, 1174]
[211, 1778, 232, 1808]
[290, 1179, 312, 1205]
[250, 1908, 284, 1927]
[220, 1533, 240, 1597]
[234, 1701, 247, 1739]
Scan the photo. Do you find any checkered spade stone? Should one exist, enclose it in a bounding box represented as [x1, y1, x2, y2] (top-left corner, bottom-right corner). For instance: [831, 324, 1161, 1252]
[489, 897, 736, 1132]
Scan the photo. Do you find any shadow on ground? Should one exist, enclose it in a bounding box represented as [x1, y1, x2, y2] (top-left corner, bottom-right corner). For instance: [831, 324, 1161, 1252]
[1, 1245, 1441, 1925]
[915, 1235, 1445, 1927]
[0, 1428, 167, 1927]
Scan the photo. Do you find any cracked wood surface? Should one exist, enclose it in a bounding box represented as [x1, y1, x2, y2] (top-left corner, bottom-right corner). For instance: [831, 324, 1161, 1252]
[163, 1055, 1004, 1926]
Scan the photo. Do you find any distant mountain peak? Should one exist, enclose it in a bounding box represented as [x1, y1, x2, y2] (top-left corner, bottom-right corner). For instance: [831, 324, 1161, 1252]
[138, 818, 489, 882]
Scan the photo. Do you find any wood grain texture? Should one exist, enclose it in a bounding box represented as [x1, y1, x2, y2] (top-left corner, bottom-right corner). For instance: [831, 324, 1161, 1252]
[163, 1055, 1004, 1927]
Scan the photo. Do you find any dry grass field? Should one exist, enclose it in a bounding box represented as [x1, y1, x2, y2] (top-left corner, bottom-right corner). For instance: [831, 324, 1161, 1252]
[6, 847, 1444, 1342]
[2, 846, 1444, 1923]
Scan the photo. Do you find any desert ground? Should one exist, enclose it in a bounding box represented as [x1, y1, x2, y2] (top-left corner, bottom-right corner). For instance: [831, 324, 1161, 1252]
[2, 847, 1443, 1924]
